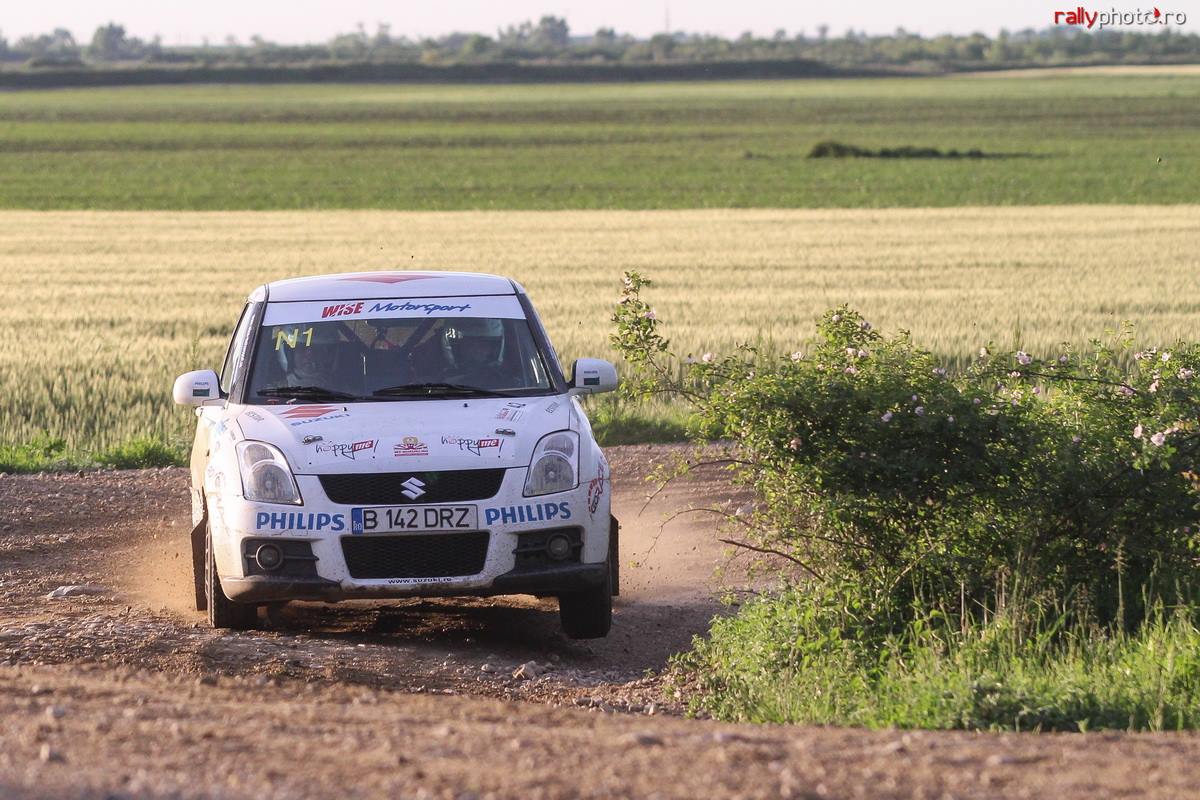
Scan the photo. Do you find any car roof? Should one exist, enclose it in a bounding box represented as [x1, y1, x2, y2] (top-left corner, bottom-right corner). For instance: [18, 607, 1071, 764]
[257, 271, 522, 303]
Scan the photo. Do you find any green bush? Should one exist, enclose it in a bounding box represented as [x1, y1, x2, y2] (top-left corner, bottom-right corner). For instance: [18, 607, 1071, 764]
[614, 271, 1200, 728]
[613, 271, 1200, 626]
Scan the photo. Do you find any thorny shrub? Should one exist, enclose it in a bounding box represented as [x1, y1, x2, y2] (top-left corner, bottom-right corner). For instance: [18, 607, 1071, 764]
[612, 271, 1200, 625]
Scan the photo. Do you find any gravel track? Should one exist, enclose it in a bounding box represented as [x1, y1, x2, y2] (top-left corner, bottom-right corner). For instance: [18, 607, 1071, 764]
[1, 445, 1197, 798]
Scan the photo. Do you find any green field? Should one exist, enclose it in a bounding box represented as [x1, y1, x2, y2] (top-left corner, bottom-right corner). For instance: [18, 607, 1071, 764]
[2, 74, 1199, 465]
[0, 75, 1198, 209]
[2, 207, 1198, 460]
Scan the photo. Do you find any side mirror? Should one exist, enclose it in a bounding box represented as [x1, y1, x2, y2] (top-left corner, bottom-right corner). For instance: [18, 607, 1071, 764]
[568, 358, 618, 396]
[173, 369, 223, 406]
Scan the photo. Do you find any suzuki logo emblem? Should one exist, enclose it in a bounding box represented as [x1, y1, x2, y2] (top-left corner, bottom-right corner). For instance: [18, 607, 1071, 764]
[401, 477, 426, 499]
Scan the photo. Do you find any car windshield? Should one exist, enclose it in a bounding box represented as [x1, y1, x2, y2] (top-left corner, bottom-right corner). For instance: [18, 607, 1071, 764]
[246, 298, 554, 402]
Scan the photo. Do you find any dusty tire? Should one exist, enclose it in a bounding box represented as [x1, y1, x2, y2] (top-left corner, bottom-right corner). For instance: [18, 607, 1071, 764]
[609, 517, 620, 597]
[205, 523, 257, 631]
[558, 568, 612, 639]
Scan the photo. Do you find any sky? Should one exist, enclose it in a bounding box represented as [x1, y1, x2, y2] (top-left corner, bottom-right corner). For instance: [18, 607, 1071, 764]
[2, 0, 1196, 44]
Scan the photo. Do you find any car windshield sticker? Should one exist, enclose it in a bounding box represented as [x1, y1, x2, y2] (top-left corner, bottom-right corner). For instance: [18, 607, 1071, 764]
[274, 327, 314, 350]
[263, 295, 525, 325]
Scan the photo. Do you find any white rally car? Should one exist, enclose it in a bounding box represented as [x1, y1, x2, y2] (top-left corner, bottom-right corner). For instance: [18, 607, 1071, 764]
[172, 271, 619, 638]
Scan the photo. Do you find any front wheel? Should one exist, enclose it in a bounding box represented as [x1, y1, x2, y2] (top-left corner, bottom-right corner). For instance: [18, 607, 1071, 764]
[558, 568, 612, 639]
[205, 523, 258, 631]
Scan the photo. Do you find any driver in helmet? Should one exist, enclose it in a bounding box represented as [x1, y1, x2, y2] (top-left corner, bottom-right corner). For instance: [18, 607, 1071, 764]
[442, 318, 507, 389]
[278, 325, 343, 387]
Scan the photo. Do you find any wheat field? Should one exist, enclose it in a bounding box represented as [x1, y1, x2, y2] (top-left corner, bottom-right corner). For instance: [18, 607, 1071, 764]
[3, 207, 1198, 452]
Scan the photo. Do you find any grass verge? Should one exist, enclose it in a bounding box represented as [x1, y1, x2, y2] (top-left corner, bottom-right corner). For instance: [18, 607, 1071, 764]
[675, 587, 1200, 732]
[0, 434, 185, 473]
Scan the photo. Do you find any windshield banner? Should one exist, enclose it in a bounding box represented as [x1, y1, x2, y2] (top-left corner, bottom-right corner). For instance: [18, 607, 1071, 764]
[264, 295, 525, 325]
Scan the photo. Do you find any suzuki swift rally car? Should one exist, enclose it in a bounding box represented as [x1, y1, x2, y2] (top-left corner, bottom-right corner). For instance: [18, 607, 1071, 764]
[172, 272, 619, 638]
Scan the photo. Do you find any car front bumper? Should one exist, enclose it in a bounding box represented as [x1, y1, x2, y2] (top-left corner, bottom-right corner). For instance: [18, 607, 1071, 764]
[222, 561, 609, 603]
[210, 468, 613, 603]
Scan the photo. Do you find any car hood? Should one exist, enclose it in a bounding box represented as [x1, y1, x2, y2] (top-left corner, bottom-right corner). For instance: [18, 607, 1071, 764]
[233, 396, 572, 474]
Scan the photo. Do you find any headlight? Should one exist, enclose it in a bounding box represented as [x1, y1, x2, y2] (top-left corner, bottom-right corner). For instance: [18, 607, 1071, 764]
[236, 440, 302, 505]
[524, 431, 579, 497]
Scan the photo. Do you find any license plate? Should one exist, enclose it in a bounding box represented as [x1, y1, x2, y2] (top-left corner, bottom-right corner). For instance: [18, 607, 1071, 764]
[350, 505, 477, 534]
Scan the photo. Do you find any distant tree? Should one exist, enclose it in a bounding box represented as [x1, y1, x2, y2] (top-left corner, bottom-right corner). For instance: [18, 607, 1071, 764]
[89, 23, 127, 60]
[7, 17, 1200, 74]
[373, 23, 392, 48]
[648, 32, 675, 60]
[532, 16, 569, 49]
[329, 24, 369, 59]
[497, 20, 533, 45]
[16, 28, 79, 59]
[459, 34, 492, 58]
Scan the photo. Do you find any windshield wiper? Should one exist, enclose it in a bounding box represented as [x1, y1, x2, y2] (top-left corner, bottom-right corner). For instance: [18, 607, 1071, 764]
[371, 382, 512, 398]
[258, 386, 361, 401]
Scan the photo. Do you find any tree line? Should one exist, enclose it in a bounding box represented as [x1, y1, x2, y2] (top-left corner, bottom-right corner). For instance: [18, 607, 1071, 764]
[3, 17, 1200, 71]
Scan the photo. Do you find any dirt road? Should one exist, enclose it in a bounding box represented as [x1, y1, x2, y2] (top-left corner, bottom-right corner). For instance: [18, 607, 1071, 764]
[1, 445, 1198, 799]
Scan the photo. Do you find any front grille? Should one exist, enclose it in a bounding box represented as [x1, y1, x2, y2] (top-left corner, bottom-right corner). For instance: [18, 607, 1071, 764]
[341, 532, 490, 579]
[319, 469, 506, 505]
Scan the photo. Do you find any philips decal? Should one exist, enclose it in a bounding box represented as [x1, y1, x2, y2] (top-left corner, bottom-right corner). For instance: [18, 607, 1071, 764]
[255, 511, 346, 532]
[484, 502, 571, 527]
